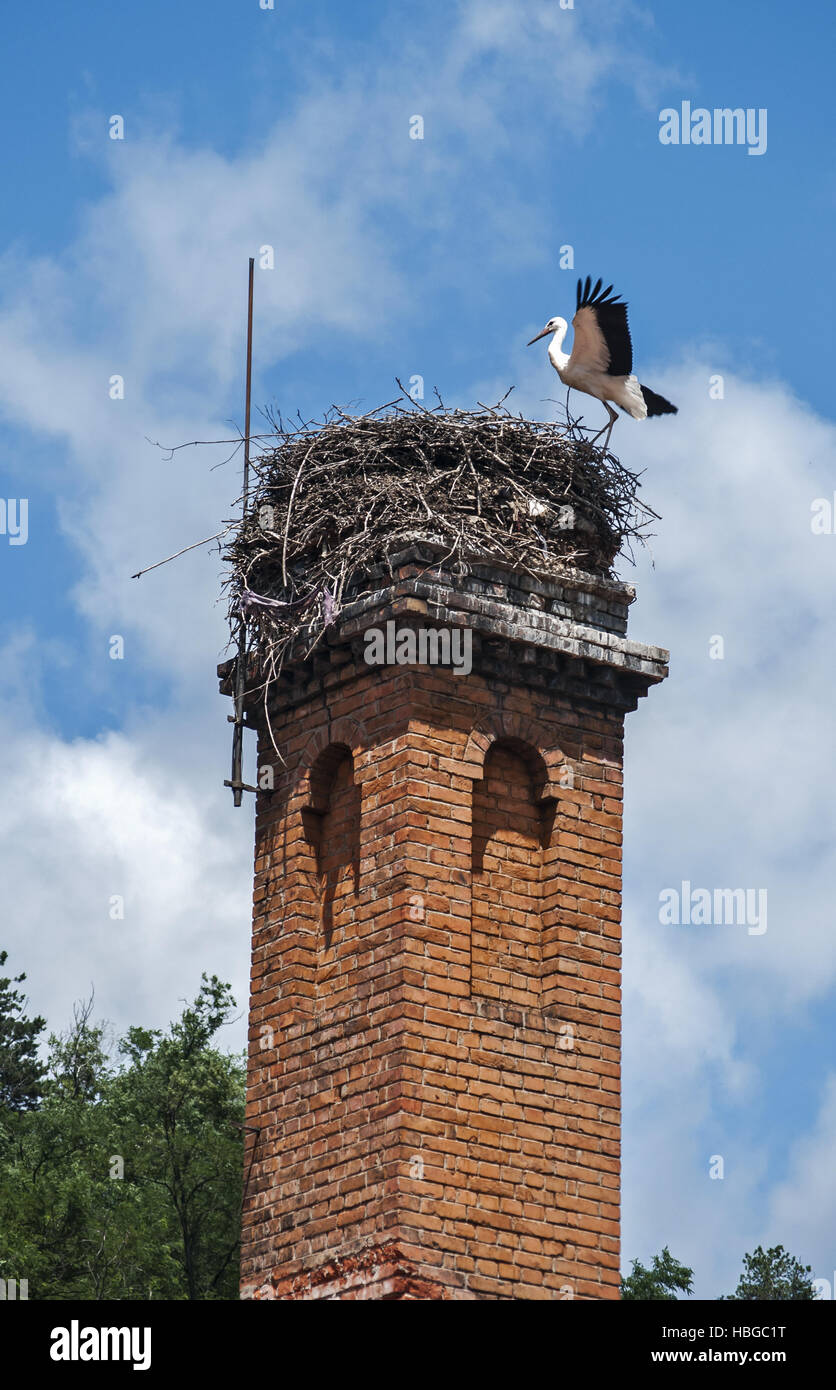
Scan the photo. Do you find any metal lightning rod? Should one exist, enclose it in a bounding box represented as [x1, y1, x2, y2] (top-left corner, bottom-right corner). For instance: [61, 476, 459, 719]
[228, 256, 255, 806]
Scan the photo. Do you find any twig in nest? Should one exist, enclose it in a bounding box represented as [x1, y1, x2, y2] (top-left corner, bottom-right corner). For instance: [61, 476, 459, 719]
[222, 393, 658, 758]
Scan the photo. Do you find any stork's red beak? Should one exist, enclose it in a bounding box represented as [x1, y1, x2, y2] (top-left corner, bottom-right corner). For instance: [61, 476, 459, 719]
[527, 327, 550, 345]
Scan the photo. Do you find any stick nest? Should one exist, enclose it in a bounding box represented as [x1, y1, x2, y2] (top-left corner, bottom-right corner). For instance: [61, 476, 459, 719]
[224, 394, 656, 678]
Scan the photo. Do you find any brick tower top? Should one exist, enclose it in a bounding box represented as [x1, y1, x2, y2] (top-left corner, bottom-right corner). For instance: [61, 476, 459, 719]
[221, 406, 668, 1300]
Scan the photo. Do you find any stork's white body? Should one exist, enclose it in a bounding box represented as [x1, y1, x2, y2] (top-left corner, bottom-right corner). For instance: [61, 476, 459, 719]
[544, 320, 647, 421]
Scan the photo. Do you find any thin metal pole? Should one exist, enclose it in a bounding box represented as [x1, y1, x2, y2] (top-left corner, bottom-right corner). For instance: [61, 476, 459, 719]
[230, 257, 255, 806]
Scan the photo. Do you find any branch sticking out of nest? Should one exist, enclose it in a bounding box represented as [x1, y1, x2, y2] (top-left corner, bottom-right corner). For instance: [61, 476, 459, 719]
[223, 393, 658, 732]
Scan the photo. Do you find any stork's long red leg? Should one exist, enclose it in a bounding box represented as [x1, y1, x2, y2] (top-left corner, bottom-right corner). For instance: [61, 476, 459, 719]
[589, 403, 618, 449]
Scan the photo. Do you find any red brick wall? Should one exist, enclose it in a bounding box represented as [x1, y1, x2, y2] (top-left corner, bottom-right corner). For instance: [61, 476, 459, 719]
[241, 648, 625, 1300]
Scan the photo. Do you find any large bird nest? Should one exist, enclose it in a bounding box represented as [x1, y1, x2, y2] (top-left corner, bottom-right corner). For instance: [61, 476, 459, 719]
[223, 394, 656, 690]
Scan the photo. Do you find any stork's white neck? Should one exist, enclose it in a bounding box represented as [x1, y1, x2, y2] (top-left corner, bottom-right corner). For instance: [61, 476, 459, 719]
[547, 324, 570, 374]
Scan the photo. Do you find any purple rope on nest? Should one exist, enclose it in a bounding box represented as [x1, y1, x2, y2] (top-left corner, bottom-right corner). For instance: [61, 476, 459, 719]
[239, 585, 337, 627]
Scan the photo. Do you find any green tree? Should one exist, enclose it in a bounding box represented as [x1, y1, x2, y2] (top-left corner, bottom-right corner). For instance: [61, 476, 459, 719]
[720, 1245, 817, 1301]
[0, 995, 136, 1299]
[0, 971, 245, 1300]
[108, 973, 245, 1299]
[621, 1246, 694, 1300]
[0, 949, 46, 1111]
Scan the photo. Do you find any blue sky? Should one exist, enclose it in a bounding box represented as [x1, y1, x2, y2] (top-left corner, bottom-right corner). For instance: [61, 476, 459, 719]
[2, 0, 835, 1299]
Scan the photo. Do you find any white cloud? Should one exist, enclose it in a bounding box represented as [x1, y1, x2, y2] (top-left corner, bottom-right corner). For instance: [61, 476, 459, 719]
[451, 0, 677, 130]
[768, 1075, 836, 1290]
[0, 658, 252, 1045]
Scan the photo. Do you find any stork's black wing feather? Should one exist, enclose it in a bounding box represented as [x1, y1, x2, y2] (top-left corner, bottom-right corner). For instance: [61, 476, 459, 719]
[575, 276, 633, 377]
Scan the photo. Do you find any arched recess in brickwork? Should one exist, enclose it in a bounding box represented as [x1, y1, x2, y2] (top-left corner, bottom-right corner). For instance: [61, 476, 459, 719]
[294, 716, 368, 802]
[463, 720, 569, 1014]
[463, 717, 570, 801]
[300, 741, 362, 1008]
[265, 718, 368, 1018]
[470, 739, 551, 1009]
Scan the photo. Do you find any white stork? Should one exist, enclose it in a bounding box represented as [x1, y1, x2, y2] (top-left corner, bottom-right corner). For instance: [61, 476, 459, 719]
[528, 276, 677, 452]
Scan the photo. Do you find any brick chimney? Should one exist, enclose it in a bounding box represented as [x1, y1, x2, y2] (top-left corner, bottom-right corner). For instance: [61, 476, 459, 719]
[224, 541, 667, 1300]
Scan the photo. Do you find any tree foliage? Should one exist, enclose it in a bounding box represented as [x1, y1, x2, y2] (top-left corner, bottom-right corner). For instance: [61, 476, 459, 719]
[621, 1245, 694, 1300]
[0, 965, 245, 1300]
[720, 1245, 817, 1301]
[0, 950, 47, 1111]
[622, 1243, 819, 1301]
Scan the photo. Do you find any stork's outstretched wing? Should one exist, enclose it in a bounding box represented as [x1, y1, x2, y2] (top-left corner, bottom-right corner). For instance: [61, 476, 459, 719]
[571, 276, 633, 379]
